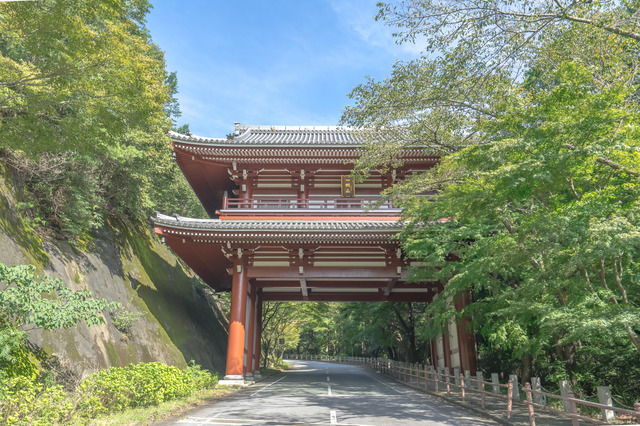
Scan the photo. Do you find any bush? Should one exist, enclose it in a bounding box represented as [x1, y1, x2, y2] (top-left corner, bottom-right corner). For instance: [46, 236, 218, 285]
[110, 307, 141, 336]
[77, 362, 217, 416]
[0, 375, 73, 425]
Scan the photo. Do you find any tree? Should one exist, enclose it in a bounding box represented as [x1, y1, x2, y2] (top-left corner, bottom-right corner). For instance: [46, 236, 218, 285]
[0, 0, 167, 155]
[341, 0, 640, 399]
[342, 0, 640, 195]
[0, 0, 206, 236]
[340, 302, 428, 362]
[260, 302, 301, 367]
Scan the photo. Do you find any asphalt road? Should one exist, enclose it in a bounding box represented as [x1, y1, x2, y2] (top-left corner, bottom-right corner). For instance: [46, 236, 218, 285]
[171, 360, 495, 425]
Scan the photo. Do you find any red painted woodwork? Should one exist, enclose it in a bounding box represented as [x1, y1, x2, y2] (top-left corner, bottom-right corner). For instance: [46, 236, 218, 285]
[154, 126, 477, 380]
[442, 329, 452, 371]
[455, 292, 477, 375]
[225, 257, 248, 379]
[254, 294, 263, 372]
[245, 285, 256, 377]
[222, 197, 399, 211]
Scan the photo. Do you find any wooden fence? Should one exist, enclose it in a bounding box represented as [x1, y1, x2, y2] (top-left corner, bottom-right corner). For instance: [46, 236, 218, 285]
[285, 354, 640, 425]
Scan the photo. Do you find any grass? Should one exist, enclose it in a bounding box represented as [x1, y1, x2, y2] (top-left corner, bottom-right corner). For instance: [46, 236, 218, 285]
[259, 367, 285, 377]
[85, 385, 236, 425]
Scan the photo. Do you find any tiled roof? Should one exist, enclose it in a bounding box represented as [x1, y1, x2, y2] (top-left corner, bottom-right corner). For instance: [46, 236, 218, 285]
[167, 131, 227, 144]
[168, 124, 362, 147]
[153, 213, 402, 232]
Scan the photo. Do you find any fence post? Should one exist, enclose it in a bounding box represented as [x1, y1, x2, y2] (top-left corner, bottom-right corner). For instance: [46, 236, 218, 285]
[507, 379, 513, 419]
[460, 373, 465, 401]
[597, 386, 615, 422]
[531, 377, 542, 405]
[465, 370, 471, 389]
[446, 369, 451, 397]
[424, 365, 429, 391]
[409, 363, 413, 385]
[560, 380, 572, 413]
[524, 382, 536, 426]
[454, 367, 460, 387]
[509, 374, 520, 401]
[434, 367, 439, 392]
[492, 372, 500, 394]
[477, 372, 485, 409]
[568, 390, 579, 426]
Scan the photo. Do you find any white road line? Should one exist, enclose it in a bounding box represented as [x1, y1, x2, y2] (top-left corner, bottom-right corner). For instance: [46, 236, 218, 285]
[328, 385, 332, 396]
[178, 417, 266, 424]
[330, 410, 338, 424]
[366, 374, 406, 394]
[250, 375, 286, 396]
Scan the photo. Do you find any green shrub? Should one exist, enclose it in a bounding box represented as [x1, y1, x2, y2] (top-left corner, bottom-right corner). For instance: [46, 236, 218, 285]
[110, 307, 142, 336]
[0, 326, 38, 381]
[77, 362, 217, 416]
[0, 375, 73, 425]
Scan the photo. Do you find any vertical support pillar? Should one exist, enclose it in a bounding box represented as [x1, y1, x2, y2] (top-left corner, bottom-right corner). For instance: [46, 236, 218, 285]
[240, 171, 253, 208]
[244, 284, 257, 380]
[442, 330, 452, 372]
[430, 339, 439, 368]
[455, 292, 477, 375]
[223, 255, 248, 383]
[253, 293, 263, 376]
[297, 169, 309, 208]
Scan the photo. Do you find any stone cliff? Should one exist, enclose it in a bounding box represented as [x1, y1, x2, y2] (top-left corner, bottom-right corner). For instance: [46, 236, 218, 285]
[0, 166, 228, 378]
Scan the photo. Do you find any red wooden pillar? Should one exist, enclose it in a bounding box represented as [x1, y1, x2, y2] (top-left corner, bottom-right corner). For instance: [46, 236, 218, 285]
[240, 172, 253, 208]
[244, 285, 257, 379]
[455, 292, 477, 375]
[253, 294, 263, 374]
[224, 255, 248, 381]
[296, 169, 309, 208]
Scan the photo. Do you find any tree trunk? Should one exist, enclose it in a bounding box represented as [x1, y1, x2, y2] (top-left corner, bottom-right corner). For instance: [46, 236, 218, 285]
[521, 354, 532, 384]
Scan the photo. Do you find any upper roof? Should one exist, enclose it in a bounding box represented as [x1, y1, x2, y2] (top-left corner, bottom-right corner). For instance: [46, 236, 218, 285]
[169, 123, 362, 147]
[154, 213, 402, 232]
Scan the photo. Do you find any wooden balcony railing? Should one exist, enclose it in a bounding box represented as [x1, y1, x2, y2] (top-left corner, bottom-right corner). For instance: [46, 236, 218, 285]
[221, 196, 398, 210]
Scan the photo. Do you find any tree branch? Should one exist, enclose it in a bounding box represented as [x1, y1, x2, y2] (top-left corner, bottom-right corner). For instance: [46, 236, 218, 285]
[564, 143, 638, 176]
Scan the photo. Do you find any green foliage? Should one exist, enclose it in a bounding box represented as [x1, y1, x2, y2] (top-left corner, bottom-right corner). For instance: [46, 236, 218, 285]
[0, 361, 217, 424]
[0, 263, 117, 330]
[0, 0, 206, 238]
[0, 375, 73, 425]
[110, 307, 141, 337]
[265, 302, 428, 363]
[77, 362, 217, 415]
[0, 262, 118, 382]
[341, 0, 640, 403]
[261, 302, 301, 367]
[0, 0, 165, 156]
[0, 325, 37, 380]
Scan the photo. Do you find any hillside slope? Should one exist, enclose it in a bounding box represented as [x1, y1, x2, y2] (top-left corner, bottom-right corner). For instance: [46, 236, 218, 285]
[0, 166, 228, 378]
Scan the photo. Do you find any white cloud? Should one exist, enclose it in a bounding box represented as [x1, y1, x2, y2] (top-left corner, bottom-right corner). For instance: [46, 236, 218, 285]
[328, 0, 427, 57]
[174, 60, 342, 136]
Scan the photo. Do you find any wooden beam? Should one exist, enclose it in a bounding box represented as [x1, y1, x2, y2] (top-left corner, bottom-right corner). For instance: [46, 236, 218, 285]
[260, 291, 432, 303]
[247, 266, 403, 279]
[300, 279, 308, 300]
[383, 278, 398, 296]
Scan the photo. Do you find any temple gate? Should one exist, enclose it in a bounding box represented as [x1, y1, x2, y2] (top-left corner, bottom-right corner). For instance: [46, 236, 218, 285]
[153, 123, 476, 384]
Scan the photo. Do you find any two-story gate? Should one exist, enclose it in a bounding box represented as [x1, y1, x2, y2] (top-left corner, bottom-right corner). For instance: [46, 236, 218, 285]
[153, 124, 476, 384]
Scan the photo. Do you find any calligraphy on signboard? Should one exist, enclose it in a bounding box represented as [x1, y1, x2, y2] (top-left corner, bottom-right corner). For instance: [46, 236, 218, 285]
[341, 175, 355, 198]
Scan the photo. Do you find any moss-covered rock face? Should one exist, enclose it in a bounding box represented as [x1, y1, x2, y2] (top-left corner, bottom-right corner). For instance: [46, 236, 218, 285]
[0, 169, 228, 378]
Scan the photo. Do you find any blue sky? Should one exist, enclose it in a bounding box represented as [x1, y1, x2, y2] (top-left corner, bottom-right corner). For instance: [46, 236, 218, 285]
[146, 1, 422, 138]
